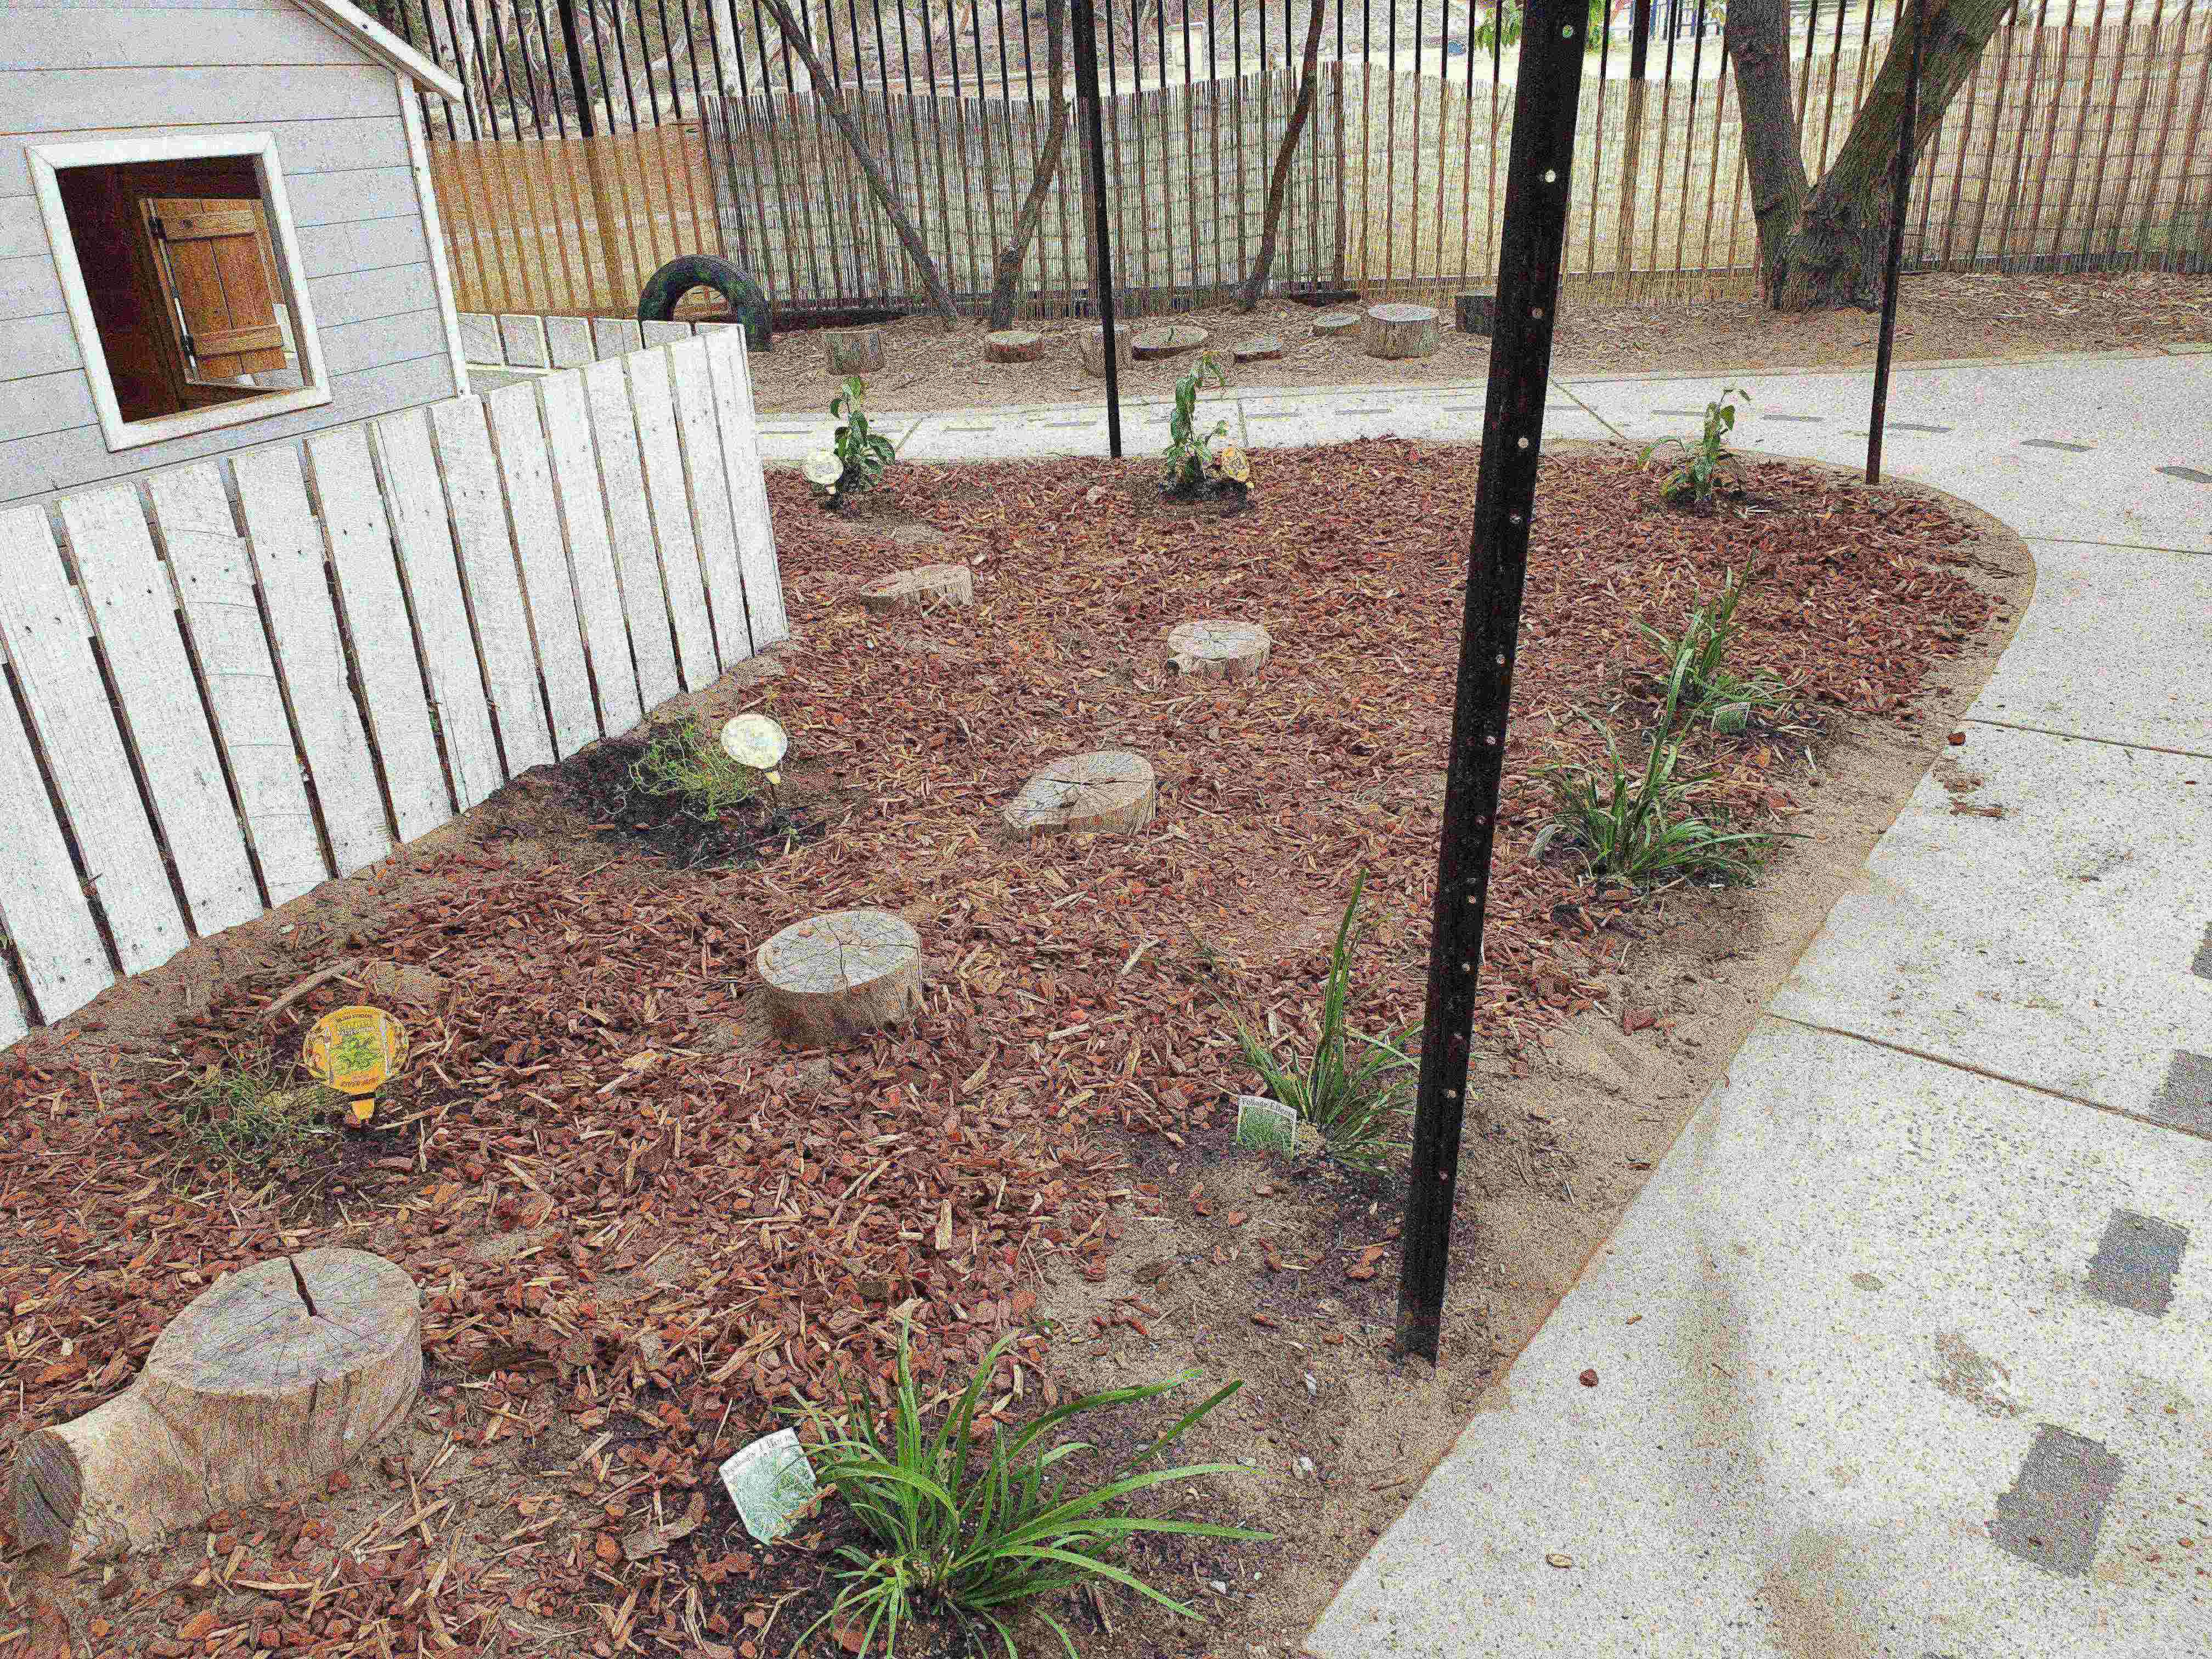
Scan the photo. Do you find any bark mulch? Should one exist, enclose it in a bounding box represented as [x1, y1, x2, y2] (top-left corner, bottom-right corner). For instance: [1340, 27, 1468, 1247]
[0, 440, 1994, 1658]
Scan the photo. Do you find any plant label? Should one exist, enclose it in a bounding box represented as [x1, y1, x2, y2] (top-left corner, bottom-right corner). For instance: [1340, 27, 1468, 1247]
[1234, 1095, 1301, 1155]
[720, 712, 789, 785]
[302, 1006, 409, 1097]
[719, 1428, 818, 1544]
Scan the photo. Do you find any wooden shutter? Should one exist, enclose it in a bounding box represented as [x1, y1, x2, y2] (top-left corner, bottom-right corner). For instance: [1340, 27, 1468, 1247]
[145, 198, 291, 388]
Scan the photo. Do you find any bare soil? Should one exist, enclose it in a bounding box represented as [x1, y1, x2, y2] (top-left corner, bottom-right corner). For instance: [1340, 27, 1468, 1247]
[0, 443, 2029, 1659]
[743, 269, 2212, 413]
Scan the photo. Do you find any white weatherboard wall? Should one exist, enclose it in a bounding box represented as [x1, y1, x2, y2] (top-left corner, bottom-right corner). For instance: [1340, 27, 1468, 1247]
[0, 331, 787, 1048]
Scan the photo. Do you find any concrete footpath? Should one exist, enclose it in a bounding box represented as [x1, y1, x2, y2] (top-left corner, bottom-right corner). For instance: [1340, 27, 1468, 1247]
[767, 347, 2212, 1655]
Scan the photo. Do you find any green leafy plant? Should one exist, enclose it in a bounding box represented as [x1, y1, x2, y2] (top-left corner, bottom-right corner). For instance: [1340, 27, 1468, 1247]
[1633, 569, 1792, 732]
[808, 375, 898, 507]
[800, 1326, 1263, 1659]
[628, 717, 760, 821]
[1235, 872, 1419, 1172]
[1472, 1, 1523, 50]
[1161, 352, 1231, 498]
[183, 1063, 335, 1167]
[1639, 386, 1750, 512]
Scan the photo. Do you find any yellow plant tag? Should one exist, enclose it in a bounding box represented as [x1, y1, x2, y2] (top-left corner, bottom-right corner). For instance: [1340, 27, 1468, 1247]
[303, 1006, 409, 1097]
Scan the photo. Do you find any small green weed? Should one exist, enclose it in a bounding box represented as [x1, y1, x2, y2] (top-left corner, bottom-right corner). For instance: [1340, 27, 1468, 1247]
[800, 1326, 1263, 1658]
[1639, 386, 1749, 512]
[628, 718, 761, 822]
[808, 375, 898, 507]
[183, 1063, 334, 1166]
[1162, 353, 1232, 498]
[1634, 569, 1792, 732]
[1235, 872, 1418, 1172]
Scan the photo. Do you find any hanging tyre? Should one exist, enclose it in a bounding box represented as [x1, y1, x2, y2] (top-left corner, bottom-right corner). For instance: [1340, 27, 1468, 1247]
[638, 255, 771, 353]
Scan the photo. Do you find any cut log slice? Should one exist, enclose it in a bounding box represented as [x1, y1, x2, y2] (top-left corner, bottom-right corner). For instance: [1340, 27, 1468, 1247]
[1079, 327, 1132, 377]
[1232, 335, 1285, 362]
[859, 563, 974, 613]
[1004, 751, 1157, 837]
[12, 1250, 420, 1568]
[1364, 303, 1442, 360]
[823, 326, 887, 376]
[757, 909, 923, 1045]
[1311, 311, 1362, 338]
[1165, 619, 1272, 680]
[983, 329, 1045, 363]
[1130, 324, 1209, 362]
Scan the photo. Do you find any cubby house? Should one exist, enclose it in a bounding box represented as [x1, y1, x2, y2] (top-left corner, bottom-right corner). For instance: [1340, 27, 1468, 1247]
[2, 0, 468, 505]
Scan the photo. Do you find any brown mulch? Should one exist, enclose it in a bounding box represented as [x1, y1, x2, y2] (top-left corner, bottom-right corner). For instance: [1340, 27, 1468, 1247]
[0, 440, 1994, 1657]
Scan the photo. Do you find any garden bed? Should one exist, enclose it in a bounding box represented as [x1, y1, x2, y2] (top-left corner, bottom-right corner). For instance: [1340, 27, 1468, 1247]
[0, 440, 2028, 1659]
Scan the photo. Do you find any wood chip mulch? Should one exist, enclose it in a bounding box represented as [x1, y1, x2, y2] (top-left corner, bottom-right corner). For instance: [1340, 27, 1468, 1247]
[0, 440, 1994, 1657]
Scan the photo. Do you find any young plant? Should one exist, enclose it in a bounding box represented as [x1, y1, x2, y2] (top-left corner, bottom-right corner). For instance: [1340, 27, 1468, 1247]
[808, 375, 898, 507]
[1639, 386, 1750, 512]
[1235, 872, 1418, 1172]
[628, 717, 760, 821]
[1161, 352, 1231, 498]
[800, 1327, 1263, 1659]
[183, 1062, 334, 1167]
[1633, 569, 1792, 732]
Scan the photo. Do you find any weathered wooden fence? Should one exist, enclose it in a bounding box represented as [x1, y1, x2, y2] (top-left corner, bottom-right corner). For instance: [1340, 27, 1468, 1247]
[0, 331, 786, 1047]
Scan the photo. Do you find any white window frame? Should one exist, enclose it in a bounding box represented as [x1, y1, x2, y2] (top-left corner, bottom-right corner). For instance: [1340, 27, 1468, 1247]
[27, 133, 332, 454]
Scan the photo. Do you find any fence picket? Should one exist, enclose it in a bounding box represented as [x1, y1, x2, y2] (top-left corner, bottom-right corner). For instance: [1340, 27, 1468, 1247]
[626, 349, 719, 690]
[665, 337, 750, 665]
[61, 486, 261, 937]
[703, 331, 788, 648]
[303, 426, 456, 843]
[484, 382, 600, 756]
[371, 409, 506, 810]
[584, 358, 684, 710]
[0, 962, 25, 1049]
[0, 506, 187, 975]
[146, 464, 328, 906]
[535, 374, 646, 736]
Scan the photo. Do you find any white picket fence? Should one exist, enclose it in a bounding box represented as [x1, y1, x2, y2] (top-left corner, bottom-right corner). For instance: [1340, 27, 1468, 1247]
[0, 329, 787, 1048]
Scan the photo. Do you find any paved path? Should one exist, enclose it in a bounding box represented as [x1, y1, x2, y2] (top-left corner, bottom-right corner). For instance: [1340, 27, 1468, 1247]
[766, 346, 2212, 1656]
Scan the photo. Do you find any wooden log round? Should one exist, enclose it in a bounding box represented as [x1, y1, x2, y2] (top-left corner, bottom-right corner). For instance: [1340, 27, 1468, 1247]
[12, 1250, 420, 1569]
[1130, 324, 1209, 362]
[1165, 619, 1272, 680]
[757, 909, 923, 1045]
[1363, 303, 1442, 360]
[1311, 311, 1362, 339]
[983, 329, 1045, 363]
[1232, 335, 1285, 363]
[1004, 751, 1157, 837]
[859, 563, 974, 613]
[1454, 291, 1497, 336]
[823, 326, 887, 376]
[1079, 327, 1132, 377]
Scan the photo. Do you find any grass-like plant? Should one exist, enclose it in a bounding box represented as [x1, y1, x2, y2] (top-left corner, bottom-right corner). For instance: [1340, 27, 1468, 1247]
[800, 1328, 1263, 1659]
[1639, 386, 1749, 512]
[806, 375, 898, 507]
[1235, 872, 1418, 1172]
[1634, 569, 1792, 732]
[183, 1063, 334, 1166]
[1161, 353, 1231, 498]
[628, 717, 760, 821]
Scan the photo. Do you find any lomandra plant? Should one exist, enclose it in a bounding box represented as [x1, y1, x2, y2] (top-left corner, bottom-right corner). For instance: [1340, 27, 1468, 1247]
[1634, 569, 1793, 732]
[1639, 386, 1750, 512]
[800, 1328, 1262, 1659]
[1235, 872, 1418, 1172]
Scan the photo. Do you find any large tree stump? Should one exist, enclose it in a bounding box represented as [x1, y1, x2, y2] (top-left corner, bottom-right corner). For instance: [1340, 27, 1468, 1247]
[1311, 311, 1362, 340]
[860, 563, 974, 612]
[1130, 324, 1209, 362]
[1363, 303, 1441, 360]
[1232, 335, 1285, 363]
[1004, 752, 1156, 837]
[1165, 619, 1271, 680]
[757, 910, 923, 1045]
[983, 329, 1045, 363]
[12, 1250, 420, 1570]
[1079, 327, 1132, 377]
[823, 327, 887, 376]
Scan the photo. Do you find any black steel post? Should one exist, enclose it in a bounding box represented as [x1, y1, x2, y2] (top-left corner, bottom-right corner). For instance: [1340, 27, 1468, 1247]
[1867, 0, 1927, 484]
[1071, 0, 1123, 457]
[1393, 0, 1589, 1363]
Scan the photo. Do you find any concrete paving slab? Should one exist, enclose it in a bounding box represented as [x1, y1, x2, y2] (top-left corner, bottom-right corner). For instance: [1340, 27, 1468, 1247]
[1306, 1019, 2212, 1659]
[1766, 722, 2212, 1124]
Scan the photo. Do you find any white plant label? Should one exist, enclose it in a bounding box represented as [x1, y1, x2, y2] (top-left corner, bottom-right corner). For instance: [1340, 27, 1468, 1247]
[1234, 1094, 1301, 1155]
[720, 712, 789, 783]
[719, 1428, 818, 1544]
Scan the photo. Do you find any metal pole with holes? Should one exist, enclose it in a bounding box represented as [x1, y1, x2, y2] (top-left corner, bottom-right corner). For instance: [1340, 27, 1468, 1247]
[1070, 0, 1123, 457]
[1867, 0, 1927, 486]
[1393, 0, 1590, 1363]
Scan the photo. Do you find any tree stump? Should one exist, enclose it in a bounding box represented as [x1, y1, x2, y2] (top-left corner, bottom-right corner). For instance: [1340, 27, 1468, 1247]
[1130, 324, 1209, 362]
[757, 910, 923, 1045]
[984, 329, 1045, 363]
[1079, 327, 1132, 377]
[1311, 311, 1362, 340]
[1363, 303, 1442, 359]
[1004, 752, 1156, 837]
[1232, 335, 1285, 363]
[859, 563, 974, 613]
[823, 327, 887, 376]
[12, 1250, 420, 1569]
[1165, 619, 1272, 680]
[1454, 292, 1497, 336]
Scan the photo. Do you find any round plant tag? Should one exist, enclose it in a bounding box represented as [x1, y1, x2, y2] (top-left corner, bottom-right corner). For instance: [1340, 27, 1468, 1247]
[720, 712, 790, 783]
[303, 1006, 409, 1100]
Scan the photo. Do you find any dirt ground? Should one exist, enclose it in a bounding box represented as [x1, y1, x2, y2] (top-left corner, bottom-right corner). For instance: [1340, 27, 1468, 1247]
[0, 442, 2030, 1659]
[743, 269, 2212, 413]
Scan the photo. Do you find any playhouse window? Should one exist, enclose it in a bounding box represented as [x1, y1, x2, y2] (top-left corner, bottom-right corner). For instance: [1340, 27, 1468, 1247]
[29, 135, 330, 453]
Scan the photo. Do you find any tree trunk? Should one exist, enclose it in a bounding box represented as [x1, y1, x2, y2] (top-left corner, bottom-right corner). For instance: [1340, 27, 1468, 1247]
[987, 0, 1071, 331]
[1722, 0, 1810, 293]
[755, 0, 964, 328]
[1238, 0, 1329, 311]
